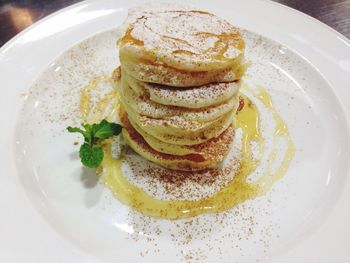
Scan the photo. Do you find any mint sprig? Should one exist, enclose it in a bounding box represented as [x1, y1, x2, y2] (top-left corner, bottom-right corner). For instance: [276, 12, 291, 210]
[67, 120, 122, 168]
[79, 143, 104, 168]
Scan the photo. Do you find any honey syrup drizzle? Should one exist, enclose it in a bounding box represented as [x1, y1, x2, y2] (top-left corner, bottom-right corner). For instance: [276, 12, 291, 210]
[247, 85, 296, 191]
[79, 77, 295, 219]
[120, 27, 145, 46]
[80, 76, 119, 124]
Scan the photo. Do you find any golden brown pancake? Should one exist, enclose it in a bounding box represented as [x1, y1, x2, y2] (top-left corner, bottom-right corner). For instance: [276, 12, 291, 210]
[120, 74, 238, 121]
[121, 98, 236, 145]
[118, 4, 246, 87]
[120, 110, 235, 171]
[122, 69, 240, 109]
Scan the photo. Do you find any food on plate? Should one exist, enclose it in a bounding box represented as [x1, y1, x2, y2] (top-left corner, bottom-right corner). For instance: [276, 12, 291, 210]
[117, 5, 247, 171]
[66, 4, 295, 219]
[118, 5, 246, 87]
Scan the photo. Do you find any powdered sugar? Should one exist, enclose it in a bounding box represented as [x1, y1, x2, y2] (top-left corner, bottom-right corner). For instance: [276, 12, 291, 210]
[119, 3, 244, 71]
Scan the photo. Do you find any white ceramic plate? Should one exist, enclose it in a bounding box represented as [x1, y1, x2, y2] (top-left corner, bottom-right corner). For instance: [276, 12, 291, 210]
[1, 0, 350, 262]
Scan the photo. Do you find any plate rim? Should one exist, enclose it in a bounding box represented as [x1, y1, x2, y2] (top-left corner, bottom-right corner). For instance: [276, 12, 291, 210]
[1, 0, 350, 52]
[1, 0, 350, 262]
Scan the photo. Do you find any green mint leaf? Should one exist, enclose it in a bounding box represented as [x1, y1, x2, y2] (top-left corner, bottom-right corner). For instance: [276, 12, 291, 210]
[81, 123, 92, 143]
[91, 119, 112, 139]
[93, 120, 123, 139]
[82, 123, 92, 132]
[79, 143, 104, 168]
[67, 126, 86, 137]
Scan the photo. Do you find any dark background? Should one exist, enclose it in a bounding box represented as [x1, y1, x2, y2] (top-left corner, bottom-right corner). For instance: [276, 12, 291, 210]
[0, 0, 349, 47]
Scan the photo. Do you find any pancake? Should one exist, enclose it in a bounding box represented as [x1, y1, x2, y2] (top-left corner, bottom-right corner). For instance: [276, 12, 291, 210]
[114, 4, 245, 171]
[120, 74, 238, 121]
[125, 111, 235, 157]
[120, 110, 235, 171]
[122, 98, 235, 145]
[122, 69, 239, 109]
[118, 4, 246, 87]
[120, 58, 246, 87]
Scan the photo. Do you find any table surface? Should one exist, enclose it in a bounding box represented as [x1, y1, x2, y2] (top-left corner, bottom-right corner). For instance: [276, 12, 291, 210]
[0, 0, 349, 47]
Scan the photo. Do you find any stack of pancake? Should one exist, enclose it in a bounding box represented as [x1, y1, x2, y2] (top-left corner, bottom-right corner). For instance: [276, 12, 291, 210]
[117, 5, 246, 171]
